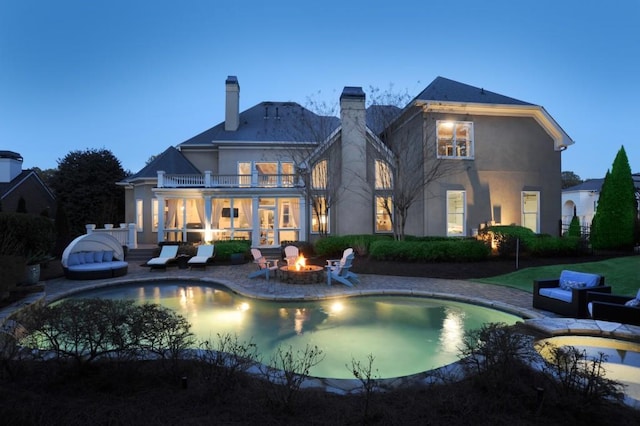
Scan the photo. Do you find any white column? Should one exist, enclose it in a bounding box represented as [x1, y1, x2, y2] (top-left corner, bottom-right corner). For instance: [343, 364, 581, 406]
[156, 196, 165, 244]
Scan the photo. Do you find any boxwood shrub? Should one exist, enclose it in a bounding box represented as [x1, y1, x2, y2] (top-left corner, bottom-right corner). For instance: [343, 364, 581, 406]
[369, 239, 490, 262]
[314, 235, 392, 257]
[212, 240, 251, 261]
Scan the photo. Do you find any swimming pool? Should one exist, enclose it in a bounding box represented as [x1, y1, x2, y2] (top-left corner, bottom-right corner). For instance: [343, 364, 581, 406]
[64, 282, 521, 379]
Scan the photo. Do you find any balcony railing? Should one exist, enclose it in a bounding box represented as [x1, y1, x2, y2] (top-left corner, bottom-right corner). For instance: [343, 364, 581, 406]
[157, 171, 299, 188]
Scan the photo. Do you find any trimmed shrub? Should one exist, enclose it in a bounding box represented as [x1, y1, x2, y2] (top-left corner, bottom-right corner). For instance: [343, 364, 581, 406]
[213, 240, 251, 261]
[369, 239, 490, 262]
[567, 215, 581, 238]
[314, 235, 392, 257]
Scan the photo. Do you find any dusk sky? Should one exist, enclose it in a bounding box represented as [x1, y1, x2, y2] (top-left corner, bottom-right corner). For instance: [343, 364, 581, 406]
[1, 1, 638, 180]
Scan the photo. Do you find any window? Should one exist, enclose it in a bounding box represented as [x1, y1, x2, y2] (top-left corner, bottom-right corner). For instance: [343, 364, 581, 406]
[376, 196, 393, 232]
[281, 162, 294, 186]
[311, 160, 327, 189]
[136, 199, 143, 231]
[152, 199, 158, 231]
[447, 191, 466, 236]
[238, 162, 251, 186]
[375, 159, 392, 189]
[522, 191, 540, 233]
[311, 196, 329, 233]
[437, 121, 474, 159]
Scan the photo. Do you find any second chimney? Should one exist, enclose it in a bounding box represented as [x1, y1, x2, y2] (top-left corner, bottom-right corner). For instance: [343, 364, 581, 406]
[225, 76, 240, 131]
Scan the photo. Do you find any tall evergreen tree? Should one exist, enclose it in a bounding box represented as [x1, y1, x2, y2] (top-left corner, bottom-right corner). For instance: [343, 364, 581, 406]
[590, 146, 637, 250]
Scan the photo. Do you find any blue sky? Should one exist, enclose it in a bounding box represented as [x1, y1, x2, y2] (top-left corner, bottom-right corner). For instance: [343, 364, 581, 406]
[1, 0, 638, 180]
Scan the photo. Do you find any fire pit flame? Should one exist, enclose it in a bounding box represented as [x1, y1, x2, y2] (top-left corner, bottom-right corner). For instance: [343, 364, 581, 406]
[294, 255, 306, 271]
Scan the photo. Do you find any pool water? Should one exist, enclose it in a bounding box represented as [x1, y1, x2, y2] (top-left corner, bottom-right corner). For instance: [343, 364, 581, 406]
[536, 336, 640, 406]
[65, 282, 521, 379]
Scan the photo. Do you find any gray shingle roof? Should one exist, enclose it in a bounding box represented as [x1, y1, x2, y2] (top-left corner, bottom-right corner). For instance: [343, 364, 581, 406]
[179, 102, 340, 146]
[414, 76, 533, 106]
[563, 179, 605, 192]
[122, 146, 201, 181]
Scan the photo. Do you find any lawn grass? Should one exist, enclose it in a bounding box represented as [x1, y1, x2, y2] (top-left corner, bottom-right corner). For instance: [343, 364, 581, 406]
[476, 255, 640, 296]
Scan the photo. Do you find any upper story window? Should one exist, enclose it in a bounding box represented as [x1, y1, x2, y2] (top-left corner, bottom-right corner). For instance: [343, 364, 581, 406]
[312, 160, 327, 189]
[375, 159, 393, 190]
[437, 121, 474, 159]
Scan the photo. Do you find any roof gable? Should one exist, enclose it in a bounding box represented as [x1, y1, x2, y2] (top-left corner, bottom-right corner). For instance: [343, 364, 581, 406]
[415, 76, 532, 106]
[123, 146, 200, 182]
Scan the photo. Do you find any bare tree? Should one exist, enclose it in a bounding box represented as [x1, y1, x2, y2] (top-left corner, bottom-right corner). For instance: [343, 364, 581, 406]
[280, 96, 343, 238]
[368, 86, 462, 240]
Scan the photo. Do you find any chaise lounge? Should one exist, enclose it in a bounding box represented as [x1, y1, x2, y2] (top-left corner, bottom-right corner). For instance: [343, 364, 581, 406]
[533, 270, 610, 318]
[145, 245, 179, 270]
[61, 233, 128, 280]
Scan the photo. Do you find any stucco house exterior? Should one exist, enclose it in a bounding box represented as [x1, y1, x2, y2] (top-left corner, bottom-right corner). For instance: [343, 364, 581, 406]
[119, 76, 573, 248]
[0, 151, 56, 216]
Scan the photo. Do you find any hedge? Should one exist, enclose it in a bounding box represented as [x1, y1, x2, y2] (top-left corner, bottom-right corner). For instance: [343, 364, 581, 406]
[369, 239, 490, 262]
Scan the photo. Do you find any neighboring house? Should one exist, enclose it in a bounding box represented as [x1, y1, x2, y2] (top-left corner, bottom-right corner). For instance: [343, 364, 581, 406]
[120, 76, 574, 247]
[561, 179, 604, 230]
[562, 174, 640, 231]
[0, 151, 56, 216]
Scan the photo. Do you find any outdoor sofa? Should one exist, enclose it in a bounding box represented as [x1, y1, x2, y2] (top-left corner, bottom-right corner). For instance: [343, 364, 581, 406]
[533, 270, 610, 318]
[61, 233, 128, 280]
[587, 290, 640, 326]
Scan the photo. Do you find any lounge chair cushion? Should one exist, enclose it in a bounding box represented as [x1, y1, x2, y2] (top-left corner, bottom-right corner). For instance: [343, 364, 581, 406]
[559, 270, 600, 289]
[539, 287, 572, 303]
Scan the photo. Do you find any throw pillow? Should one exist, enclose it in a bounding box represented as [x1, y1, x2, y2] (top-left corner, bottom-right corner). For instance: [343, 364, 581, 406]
[84, 252, 95, 263]
[94, 251, 104, 263]
[624, 298, 640, 308]
[103, 250, 114, 262]
[68, 253, 80, 266]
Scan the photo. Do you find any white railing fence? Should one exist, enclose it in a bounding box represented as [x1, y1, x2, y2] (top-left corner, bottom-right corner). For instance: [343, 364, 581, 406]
[86, 223, 138, 249]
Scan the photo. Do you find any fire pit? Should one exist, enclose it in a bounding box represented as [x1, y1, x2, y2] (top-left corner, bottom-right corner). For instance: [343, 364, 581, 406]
[278, 254, 324, 284]
[279, 265, 324, 284]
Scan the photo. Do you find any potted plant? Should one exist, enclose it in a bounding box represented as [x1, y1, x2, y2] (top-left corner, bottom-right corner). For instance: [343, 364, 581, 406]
[24, 252, 53, 285]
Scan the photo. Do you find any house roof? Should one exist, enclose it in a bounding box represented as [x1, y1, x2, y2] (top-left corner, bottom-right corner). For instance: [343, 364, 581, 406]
[121, 146, 201, 182]
[414, 76, 532, 106]
[178, 101, 340, 146]
[0, 170, 55, 201]
[563, 179, 605, 192]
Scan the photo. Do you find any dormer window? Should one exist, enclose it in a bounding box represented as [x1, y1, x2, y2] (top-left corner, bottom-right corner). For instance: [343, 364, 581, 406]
[437, 121, 474, 159]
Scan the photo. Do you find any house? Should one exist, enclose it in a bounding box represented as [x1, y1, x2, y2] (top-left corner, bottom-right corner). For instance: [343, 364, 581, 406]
[119, 76, 573, 248]
[562, 174, 640, 232]
[561, 179, 604, 231]
[0, 151, 56, 216]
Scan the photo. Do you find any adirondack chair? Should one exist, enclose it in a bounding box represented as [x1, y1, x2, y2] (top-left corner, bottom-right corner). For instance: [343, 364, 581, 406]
[326, 253, 359, 287]
[284, 245, 299, 267]
[248, 248, 279, 281]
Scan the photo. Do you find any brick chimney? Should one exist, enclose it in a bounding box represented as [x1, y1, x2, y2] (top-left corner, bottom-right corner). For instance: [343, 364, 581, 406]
[225, 76, 240, 131]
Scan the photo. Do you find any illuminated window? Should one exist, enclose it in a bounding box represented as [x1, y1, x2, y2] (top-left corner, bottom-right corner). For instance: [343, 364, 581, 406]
[522, 191, 539, 233]
[375, 159, 392, 189]
[311, 160, 327, 189]
[311, 196, 329, 233]
[281, 162, 294, 186]
[376, 196, 393, 232]
[437, 121, 474, 159]
[447, 191, 466, 236]
[152, 199, 158, 231]
[135, 199, 143, 231]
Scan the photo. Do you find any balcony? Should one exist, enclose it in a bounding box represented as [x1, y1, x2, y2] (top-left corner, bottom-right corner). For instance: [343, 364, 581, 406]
[157, 171, 300, 188]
